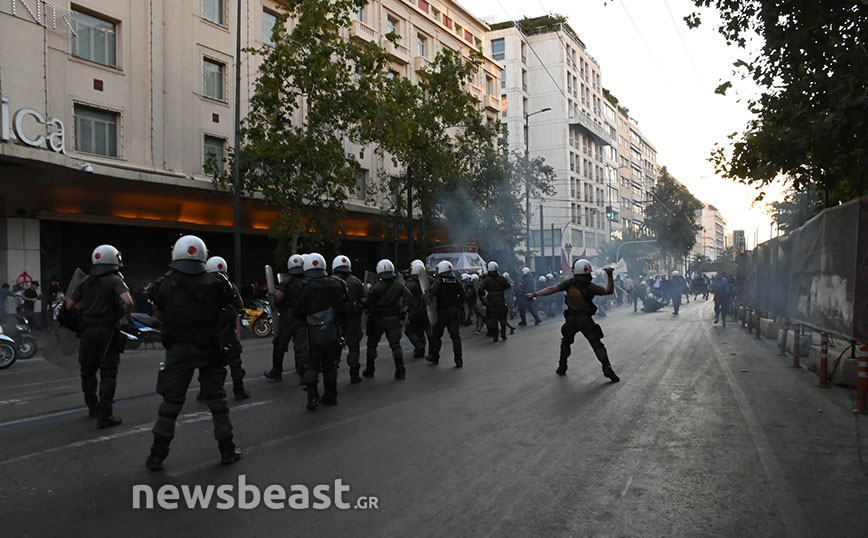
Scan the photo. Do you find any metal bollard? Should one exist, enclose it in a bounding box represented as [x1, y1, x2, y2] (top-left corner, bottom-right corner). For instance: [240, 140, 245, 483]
[792, 322, 801, 368]
[856, 345, 868, 414]
[755, 311, 762, 339]
[818, 332, 829, 388]
[777, 318, 789, 356]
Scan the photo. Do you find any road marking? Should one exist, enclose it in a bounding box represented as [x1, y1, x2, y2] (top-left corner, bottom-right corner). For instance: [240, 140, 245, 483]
[701, 305, 813, 538]
[0, 400, 272, 467]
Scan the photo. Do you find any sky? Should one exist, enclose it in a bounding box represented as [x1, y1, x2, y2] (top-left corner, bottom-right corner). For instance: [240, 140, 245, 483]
[465, 0, 785, 249]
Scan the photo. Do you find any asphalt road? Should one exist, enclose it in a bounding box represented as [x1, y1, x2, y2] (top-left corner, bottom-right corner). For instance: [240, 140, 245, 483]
[1, 298, 867, 538]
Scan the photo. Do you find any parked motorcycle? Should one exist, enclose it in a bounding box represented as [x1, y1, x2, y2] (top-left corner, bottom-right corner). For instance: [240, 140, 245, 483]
[0, 333, 16, 369]
[241, 300, 272, 338]
[0, 313, 37, 360]
[126, 313, 163, 350]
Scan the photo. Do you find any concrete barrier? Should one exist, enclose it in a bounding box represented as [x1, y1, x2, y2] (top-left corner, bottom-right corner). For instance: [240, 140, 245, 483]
[759, 318, 780, 339]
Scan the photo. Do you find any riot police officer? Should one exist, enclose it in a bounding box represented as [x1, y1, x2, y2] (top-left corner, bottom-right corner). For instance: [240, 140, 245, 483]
[197, 256, 249, 400]
[479, 261, 511, 342]
[363, 259, 411, 379]
[517, 267, 542, 326]
[266, 254, 308, 384]
[146, 235, 241, 470]
[64, 244, 133, 429]
[331, 254, 365, 383]
[404, 260, 431, 358]
[297, 253, 349, 410]
[528, 259, 620, 382]
[426, 261, 466, 367]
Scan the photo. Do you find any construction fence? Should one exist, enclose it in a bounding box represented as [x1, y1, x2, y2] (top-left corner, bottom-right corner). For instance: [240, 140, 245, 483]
[736, 196, 868, 343]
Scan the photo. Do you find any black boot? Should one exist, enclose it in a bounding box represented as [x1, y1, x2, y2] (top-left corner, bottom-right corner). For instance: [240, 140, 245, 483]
[556, 361, 568, 376]
[594, 347, 620, 383]
[219, 440, 243, 465]
[233, 386, 251, 401]
[350, 368, 362, 384]
[96, 404, 122, 429]
[264, 369, 282, 382]
[145, 439, 169, 471]
[362, 359, 375, 378]
[306, 386, 320, 410]
[394, 358, 406, 380]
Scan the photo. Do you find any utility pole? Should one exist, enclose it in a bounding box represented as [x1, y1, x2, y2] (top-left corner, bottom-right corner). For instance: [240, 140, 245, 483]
[407, 169, 413, 263]
[539, 204, 545, 273]
[232, 0, 243, 290]
[524, 107, 550, 267]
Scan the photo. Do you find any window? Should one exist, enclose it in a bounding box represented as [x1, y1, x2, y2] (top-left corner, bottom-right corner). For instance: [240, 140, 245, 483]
[355, 169, 368, 199]
[501, 65, 507, 89]
[203, 58, 225, 100]
[203, 135, 225, 172]
[491, 38, 505, 61]
[71, 10, 117, 67]
[263, 10, 277, 47]
[442, 16, 453, 30]
[387, 16, 398, 35]
[485, 76, 493, 96]
[354, 6, 363, 22]
[464, 29, 473, 44]
[431, 7, 440, 21]
[521, 42, 527, 64]
[522, 69, 528, 92]
[74, 104, 118, 157]
[417, 34, 427, 57]
[417, 0, 430, 14]
[203, 0, 224, 25]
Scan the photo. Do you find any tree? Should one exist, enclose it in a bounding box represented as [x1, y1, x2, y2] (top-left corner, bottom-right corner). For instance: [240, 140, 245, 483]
[687, 1, 868, 201]
[644, 167, 703, 265]
[768, 183, 823, 234]
[210, 0, 392, 256]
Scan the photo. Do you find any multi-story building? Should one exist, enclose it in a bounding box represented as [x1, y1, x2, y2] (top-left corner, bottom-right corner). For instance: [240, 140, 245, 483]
[613, 104, 657, 238]
[0, 0, 500, 297]
[489, 16, 616, 272]
[693, 204, 728, 260]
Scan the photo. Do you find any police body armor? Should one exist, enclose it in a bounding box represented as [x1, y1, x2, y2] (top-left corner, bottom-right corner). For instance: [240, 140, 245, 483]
[154, 271, 230, 351]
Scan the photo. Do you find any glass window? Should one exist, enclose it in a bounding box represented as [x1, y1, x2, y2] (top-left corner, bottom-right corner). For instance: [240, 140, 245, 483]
[203, 0, 224, 25]
[263, 10, 277, 47]
[387, 17, 398, 35]
[203, 135, 225, 172]
[355, 169, 368, 200]
[501, 65, 506, 89]
[74, 105, 118, 157]
[417, 35, 426, 57]
[491, 38, 505, 60]
[71, 11, 117, 67]
[354, 6, 364, 22]
[203, 58, 225, 100]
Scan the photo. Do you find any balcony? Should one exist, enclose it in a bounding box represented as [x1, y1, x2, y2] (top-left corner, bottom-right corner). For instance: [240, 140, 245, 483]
[383, 39, 411, 64]
[482, 94, 500, 112]
[568, 109, 615, 146]
[413, 55, 432, 73]
[351, 19, 377, 43]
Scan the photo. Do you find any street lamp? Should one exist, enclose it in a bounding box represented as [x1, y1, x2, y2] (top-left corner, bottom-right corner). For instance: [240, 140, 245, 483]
[524, 107, 551, 266]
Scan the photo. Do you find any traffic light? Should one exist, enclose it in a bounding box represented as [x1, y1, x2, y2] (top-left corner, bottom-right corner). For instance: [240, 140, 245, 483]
[605, 206, 614, 220]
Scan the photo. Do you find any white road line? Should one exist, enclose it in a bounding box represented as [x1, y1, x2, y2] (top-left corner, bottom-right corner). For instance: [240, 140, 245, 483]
[701, 305, 813, 538]
[0, 400, 272, 467]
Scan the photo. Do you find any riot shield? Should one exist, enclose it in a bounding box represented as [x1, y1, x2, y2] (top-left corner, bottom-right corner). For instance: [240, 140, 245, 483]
[265, 265, 278, 337]
[42, 268, 89, 369]
[417, 272, 437, 326]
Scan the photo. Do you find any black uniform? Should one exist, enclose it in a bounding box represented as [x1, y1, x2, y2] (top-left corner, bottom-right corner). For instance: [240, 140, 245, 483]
[365, 278, 412, 379]
[297, 274, 349, 408]
[479, 271, 511, 341]
[269, 274, 308, 382]
[404, 274, 430, 358]
[427, 272, 466, 366]
[670, 275, 688, 315]
[553, 275, 619, 381]
[518, 272, 542, 325]
[69, 271, 129, 425]
[334, 271, 365, 381]
[148, 269, 239, 467]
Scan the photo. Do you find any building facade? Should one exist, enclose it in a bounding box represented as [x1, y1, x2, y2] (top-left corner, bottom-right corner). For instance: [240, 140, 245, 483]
[613, 105, 657, 238]
[0, 0, 500, 299]
[692, 204, 728, 261]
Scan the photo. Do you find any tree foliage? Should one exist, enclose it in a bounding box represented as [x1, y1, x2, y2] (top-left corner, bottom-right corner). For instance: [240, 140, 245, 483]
[768, 183, 823, 234]
[687, 1, 868, 200]
[211, 0, 392, 255]
[645, 167, 703, 261]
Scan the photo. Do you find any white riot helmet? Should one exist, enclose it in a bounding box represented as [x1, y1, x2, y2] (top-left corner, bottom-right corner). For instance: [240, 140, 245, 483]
[487, 261, 499, 273]
[90, 244, 123, 276]
[332, 255, 352, 274]
[546, 273, 554, 280]
[671, 270, 680, 277]
[287, 254, 305, 275]
[461, 273, 471, 282]
[572, 259, 592, 276]
[539, 275, 546, 283]
[410, 260, 426, 276]
[436, 260, 453, 275]
[411, 259, 424, 268]
[170, 235, 208, 274]
[502, 272, 510, 280]
[376, 259, 395, 280]
[470, 274, 480, 281]
[521, 267, 531, 276]
[304, 253, 327, 277]
[206, 256, 228, 274]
